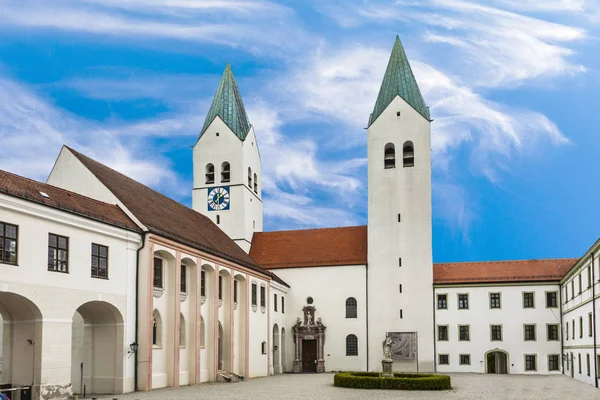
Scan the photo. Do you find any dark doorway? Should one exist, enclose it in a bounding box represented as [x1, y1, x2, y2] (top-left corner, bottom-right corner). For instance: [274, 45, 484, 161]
[302, 340, 317, 372]
[218, 322, 223, 371]
[486, 351, 508, 374]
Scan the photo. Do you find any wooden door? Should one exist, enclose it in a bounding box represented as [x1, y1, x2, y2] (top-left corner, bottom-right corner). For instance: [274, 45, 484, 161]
[302, 340, 317, 373]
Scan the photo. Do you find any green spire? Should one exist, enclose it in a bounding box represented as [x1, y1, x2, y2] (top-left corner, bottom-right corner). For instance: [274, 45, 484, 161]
[369, 36, 430, 126]
[199, 63, 251, 141]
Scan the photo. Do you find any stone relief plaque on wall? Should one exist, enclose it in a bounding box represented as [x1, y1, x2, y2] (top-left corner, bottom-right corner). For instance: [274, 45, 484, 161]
[389, 332, 417, 360]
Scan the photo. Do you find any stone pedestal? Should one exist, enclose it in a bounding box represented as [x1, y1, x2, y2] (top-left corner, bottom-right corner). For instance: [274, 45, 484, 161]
[293, 360, 302, 373]
[382, 360, 393, 377]
[317, 360, 325, 373]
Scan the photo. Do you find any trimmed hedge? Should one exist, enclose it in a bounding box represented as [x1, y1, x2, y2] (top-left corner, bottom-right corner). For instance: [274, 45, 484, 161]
[333, 372, 451, 390]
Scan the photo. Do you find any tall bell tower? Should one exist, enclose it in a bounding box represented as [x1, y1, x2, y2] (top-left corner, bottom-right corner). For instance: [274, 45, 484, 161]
[366, 36, 434, 372]
[192, 63, 263, 252]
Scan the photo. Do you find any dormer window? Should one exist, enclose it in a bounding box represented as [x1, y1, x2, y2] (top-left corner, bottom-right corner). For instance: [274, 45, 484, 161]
[221, 162, 230, 183]
[384, 143, 395, 169]
[403, 142, 414, 167]
[205, 164, 215, 184]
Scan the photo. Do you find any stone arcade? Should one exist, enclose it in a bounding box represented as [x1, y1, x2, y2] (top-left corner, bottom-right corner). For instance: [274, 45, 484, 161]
[0, 36, 599, 400]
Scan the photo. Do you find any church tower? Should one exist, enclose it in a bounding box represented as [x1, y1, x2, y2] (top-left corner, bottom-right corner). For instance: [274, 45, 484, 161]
[192, 64, 263, 252]
[367, 37, 434, 371]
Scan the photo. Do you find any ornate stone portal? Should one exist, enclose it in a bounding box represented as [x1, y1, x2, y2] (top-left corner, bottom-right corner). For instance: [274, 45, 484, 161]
[292, 304, 326, 373]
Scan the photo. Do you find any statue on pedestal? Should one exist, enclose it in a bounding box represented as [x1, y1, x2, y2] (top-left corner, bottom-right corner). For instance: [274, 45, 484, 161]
[382, 332, 393, 361]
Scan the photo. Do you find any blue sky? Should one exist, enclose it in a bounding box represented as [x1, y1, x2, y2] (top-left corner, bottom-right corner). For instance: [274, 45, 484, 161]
[1, 0, 599, 262]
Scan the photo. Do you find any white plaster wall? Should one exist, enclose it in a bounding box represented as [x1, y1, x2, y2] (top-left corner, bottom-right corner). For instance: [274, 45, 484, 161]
[435, 284, 562, 374]
[367, 96, 434, 372]
[192, 118, 263, 252]
[247, 276, 269, 378]
[562, 245, 600, 387]
[271, 265, 367, 373]
[269, 283, 288, 375]
[0, 193, 140, 397]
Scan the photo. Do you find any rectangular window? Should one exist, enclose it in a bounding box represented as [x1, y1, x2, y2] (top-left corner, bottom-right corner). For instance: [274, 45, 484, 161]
[579, 353, 582, 374]
[437, 294, 447, 309]
[251, 283, 257, 306]
[180, 265, 187, 293]
[274, 294, 278, 312]
[48, 233, 69, 272]
[282, 297, 285, 314]
[572, 319, 575, 340]
[491, 325, 502, 341]
[439, 354, 449, 365]
[579, 274, 582, 294]
[399, 284, 402, 293]
[490, 293, 501, 309]
[260, 285, 266, 308]
[547, 324, 559, 341]
[524, 324, 536, 341]
[153, 257, 163, 288]
[437, 325, 448, 341]
[91, 243, 108, 279]
[234, 280, 238, 303]
[566, 323, 569, 341]
[548, 355, 560, 371]
[458, 294, 469, 309]
[565, 286, 568, 303]
[590, 313, 593, 337]
[571, 280, 575, 299]
[587, 354, 591, 376]
[546, 291, 558, 308]
[200, 270, 206, 297]
[459, 325, 470, 341]
[580, 317, 583, 338]
[523, 292, 534, 308]
[525, 354, 537, 371]
[459, 354, 470, 365]
[588, 267, 592, 288]
[218, 275, 223, 301]
[0, 222, 18, 265]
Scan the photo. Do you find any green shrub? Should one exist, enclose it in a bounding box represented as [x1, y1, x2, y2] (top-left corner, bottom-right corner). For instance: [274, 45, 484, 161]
[333, 372, 451, 390]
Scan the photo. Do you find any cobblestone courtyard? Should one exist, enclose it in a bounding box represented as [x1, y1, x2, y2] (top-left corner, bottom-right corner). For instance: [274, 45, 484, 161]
[118, 373, 600, 400]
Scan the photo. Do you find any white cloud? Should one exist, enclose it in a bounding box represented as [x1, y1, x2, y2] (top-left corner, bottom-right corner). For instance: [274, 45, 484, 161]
[0, 0, 307, 55]
[0, 74, 186, 195]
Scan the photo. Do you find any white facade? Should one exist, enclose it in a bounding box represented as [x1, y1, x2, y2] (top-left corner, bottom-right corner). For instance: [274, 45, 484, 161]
[192, 118, 263, 253]
[367, 95, 434, 372]
[434, 284, 562, 374]
[0, 190, 141, 399]
[561, 239, 600, 387]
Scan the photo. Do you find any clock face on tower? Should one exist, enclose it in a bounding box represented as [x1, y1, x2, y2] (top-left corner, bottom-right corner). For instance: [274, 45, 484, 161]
[207, 186, 230, 211]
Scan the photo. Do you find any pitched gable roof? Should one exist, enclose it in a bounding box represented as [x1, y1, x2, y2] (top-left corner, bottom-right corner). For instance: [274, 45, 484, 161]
[0, 169, 140, 232]
[369, 36, 430, 126]
[199, 63, 251, 141]
[65, 146, 266, 275]
[250, 225, 577, 283]
[250, 226, 368, 269]
[434, 258, 579, 284]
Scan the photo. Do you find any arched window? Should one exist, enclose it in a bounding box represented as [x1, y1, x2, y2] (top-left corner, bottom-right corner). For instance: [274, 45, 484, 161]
[179, 314, 186, 347]
[403, 141, 414, 167]
[221, 162, 230, 183]
[384, 143, 395, 169]
[248, 167, 252, 187]
[205, 163, 215, 184]
[346, 334, 358, 356]
[253, 173, 258, 193]
[200, 316, 205, 348]
[346, 297, 357, 318]
[152, 310, 162, 347]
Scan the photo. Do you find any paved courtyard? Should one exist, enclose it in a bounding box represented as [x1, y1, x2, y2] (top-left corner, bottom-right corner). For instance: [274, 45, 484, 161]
[117, 373, 600, 400]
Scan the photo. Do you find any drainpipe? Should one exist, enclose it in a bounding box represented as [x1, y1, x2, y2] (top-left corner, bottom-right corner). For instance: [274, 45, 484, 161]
[560, 284, 565, 374]
[592, 254, 598, 388]
[134, 231, 149, 391]
[365, 263, 369, 372]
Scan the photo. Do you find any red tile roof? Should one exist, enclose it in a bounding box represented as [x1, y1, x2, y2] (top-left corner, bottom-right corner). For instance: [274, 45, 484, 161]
[250, 226, 578, 283]
[0, 169, 140, 232]
[65, 146, 268, 276]
[250, 226, 368, 269]
[434, 258, 578, 284]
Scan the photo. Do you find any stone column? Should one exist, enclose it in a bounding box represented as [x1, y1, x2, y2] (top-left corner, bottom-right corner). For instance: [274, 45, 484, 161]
[245, 278, 250, 378]
[230, 275, 235, 373]
[39, 320, 72, 399]
[194, 262, 202, 384]
[173, 252, 181, 387]
[213, 266, 219, 379]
